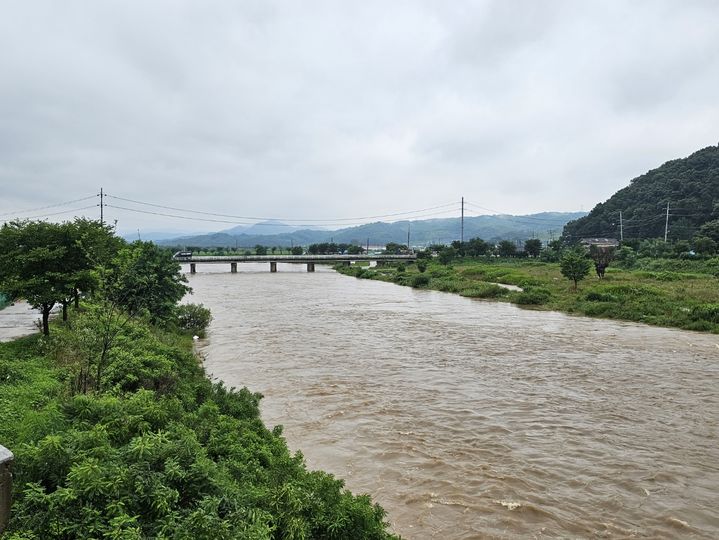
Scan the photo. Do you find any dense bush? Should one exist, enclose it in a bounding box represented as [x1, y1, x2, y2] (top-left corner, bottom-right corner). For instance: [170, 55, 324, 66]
[175, 303, 213, 337]
[410, 274, 430, 288]
[3, 316, 396, 539]
[690, 304, 719, 324]
[459, 284, 508, 299]
[514, 287, 552, 305]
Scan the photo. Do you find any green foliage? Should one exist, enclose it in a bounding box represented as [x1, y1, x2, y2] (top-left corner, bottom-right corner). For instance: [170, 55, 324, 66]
[693, 236, 717, 255]
[409, 274, 430, 288]
[383, 242, 408, 255]
[459, 284, 508, 299]
[254, 244, 268, 255]
[524, 239, 542, 257]
[416, 260, 428, 273]
[175, 304, 213, 337]
[496, 240, 517, 257]
[560, 250, 592, 290]
[106, 241, 190, 324]
[290, 246, 304, 255]
[514, 287, 551, 305]
[438, 247, 457, 265]
[563, 145, 719, 241]
[690, 304, 719, 324]
[3, 316, 396, 539]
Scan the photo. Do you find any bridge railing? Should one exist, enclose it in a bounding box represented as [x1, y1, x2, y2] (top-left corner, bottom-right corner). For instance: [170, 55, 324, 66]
[180, 254, 417, 262]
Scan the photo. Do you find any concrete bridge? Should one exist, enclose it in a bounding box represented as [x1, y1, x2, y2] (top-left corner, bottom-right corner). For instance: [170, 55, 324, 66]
[178, 254, 417, 273]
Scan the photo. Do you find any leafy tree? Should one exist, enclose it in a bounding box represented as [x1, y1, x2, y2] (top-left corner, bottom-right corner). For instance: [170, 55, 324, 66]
[693, 236, 717, 255]
[0, 221, 71, 335]
[291, 245, 304, 255]
[524, 239, 542, 257]
[416, 260, 428, 273]
[105, 241, 190, 324]
[175, 303, 213, 337]
[254, 244, 268, 255]
[698, 219, 719, 243]
[347, 244, 365, 255]
[438, 247, 457, 265]
[384, 242, 407, 255]
[614, 245, 637, 268]
[497, 240, 517, 257]
[465, 237, 490, 257]
[560, 249, 592, 291]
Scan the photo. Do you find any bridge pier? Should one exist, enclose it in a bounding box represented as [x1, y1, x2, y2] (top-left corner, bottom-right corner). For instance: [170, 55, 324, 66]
[343, 261, 351, 267]
[307, 262, 315, 272]
[230, 263, 237, 273]
[190, 263, 196, 274]
[270, 261, 277, 273]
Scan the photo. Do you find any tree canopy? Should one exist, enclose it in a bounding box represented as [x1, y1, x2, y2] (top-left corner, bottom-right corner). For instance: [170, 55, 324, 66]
[563, 145, 719, 242]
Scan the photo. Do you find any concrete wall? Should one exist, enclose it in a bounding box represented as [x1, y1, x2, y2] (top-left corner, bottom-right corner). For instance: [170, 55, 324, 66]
[0, 445, 12, 534]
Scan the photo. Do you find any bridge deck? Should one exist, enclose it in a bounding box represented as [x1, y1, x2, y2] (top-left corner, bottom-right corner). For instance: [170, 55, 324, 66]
[177, 254, 416, 263]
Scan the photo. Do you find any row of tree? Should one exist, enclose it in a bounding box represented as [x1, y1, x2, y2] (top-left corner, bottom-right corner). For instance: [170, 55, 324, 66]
[0, 219, 189, 336]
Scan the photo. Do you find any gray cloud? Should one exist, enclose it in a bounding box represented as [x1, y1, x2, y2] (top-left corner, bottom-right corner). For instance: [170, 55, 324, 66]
[1, 0, 718, 233]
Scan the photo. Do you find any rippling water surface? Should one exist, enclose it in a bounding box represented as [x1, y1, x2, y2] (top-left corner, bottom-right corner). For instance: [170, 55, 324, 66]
[186, 263, 719, 539]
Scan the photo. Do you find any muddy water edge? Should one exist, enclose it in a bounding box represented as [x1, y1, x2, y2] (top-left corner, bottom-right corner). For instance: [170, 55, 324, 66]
[186, 263, 719, 539]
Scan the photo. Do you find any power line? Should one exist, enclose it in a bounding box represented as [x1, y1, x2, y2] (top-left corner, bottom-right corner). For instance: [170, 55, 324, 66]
[105, 203, 461, 228]
[0, 195, 96, 218]
[1, 204, 98, 222]
[106, 194, 458, 223]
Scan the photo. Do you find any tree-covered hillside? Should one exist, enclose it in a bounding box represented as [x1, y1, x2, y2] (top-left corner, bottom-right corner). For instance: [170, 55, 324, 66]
[162, 212, 585, 249]
[563, 145, 719, 242]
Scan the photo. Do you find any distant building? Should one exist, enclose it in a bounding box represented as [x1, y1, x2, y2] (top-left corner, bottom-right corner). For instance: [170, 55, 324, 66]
[580, 237, 619, 248]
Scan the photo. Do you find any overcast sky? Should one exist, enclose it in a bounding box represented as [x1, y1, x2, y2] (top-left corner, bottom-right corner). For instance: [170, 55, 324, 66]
[1, 0, 718, 233]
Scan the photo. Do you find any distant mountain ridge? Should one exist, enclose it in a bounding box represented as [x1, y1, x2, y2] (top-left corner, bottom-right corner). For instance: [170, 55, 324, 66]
[160, 212, 586, 248]
[563, 144, 719, 241]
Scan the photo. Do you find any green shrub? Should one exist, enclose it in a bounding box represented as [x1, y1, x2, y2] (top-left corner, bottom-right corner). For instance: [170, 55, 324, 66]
[175, 303, 213, 337]
[460, 284, 508, 298]
[514, 287, 551, 305]
[584, 291, 618, 302]
[690, 304, 719, 324]
[410, 274, 430, 288]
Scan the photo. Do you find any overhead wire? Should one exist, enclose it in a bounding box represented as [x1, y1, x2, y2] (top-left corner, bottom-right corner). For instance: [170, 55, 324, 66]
[104, 203, 461, 228]
[0, 195, 97, 218]
[1, 204, 98, 222]
[106, 194, 459, 223]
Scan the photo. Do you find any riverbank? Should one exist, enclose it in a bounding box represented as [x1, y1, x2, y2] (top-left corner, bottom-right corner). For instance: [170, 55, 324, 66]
[0, 309, 397, 539]
[336, 258, 719, 333]
[0, 302, 44, 343]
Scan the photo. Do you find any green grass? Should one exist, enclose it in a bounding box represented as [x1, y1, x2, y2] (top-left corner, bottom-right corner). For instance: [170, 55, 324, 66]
[337, 258, 719, 333]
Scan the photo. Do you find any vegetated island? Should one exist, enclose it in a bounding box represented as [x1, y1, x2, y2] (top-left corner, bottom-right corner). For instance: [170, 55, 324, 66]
[335, 254, 719, 333]
[0, 219, 397, 539]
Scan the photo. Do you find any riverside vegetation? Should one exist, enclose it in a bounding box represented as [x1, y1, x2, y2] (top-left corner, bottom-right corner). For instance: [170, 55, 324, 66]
[0, 219, 396, 539]
[336, 247, 719, 333]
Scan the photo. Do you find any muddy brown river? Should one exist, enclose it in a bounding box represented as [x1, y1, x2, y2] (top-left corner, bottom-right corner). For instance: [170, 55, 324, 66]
[186, 263, 719, 539]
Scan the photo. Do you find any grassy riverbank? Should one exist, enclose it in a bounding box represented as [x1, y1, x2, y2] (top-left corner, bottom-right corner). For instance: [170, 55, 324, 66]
[1, 312, 396, 539]
[336, 258, 719, 333]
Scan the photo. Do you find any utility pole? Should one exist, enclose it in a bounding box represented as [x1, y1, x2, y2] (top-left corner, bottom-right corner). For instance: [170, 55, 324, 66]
[461, 196, 464, 244]
[99, 187, 104, 224]
[664, 202, 670, 242]
[366, 237, 370, 254]
[619, 211, 624, 242]
[407, 222, 411, 250]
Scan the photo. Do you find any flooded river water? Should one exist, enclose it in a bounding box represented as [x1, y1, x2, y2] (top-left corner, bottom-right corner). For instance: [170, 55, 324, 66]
[187, 263, 719, 539]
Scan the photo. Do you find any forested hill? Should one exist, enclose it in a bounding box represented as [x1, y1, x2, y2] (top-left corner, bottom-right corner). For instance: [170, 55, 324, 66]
[563, 144, 719, 241]
[161, 212, 585, 248]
